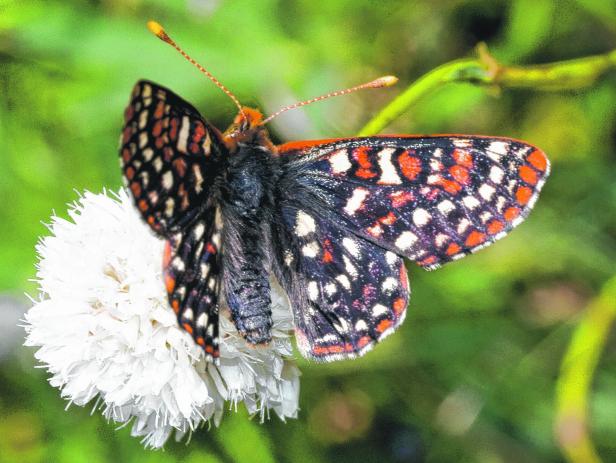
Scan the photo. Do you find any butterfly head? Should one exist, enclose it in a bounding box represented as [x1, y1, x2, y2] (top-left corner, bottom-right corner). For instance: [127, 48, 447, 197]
[223, 107, 275, 150]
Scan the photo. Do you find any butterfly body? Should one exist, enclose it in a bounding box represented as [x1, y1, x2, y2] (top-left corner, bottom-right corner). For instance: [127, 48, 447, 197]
[120, 80, 550, 364]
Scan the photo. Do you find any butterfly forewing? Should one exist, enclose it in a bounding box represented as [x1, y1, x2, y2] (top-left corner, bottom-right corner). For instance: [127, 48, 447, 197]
[120, 80, 225, 235]
[279, 136, 549, 269]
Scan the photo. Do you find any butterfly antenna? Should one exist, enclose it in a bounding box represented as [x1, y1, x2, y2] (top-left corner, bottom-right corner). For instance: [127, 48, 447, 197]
[262, 75, 398, 125]
[147, 20, 245, 118]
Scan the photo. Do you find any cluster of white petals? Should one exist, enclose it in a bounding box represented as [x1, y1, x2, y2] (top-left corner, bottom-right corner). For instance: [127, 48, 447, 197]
[24, 190, 300, 448]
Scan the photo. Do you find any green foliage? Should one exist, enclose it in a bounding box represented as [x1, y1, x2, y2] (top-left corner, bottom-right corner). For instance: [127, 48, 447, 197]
[1, 0, 616, 462]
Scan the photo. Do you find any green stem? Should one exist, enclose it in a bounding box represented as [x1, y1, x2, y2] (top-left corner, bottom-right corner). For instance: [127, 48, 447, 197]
[358, 45, 616, 136]
[554, 276, 616, 463]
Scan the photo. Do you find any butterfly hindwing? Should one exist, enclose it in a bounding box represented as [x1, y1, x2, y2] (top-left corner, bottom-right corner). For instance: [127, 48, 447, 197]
[120, 80, 225, 236]
[272, 207, 409, 361]
[163, 207, 223, 362]
[279, 136, 549, 269]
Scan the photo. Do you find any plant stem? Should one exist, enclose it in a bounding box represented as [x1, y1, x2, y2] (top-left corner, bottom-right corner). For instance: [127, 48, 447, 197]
[358, 45, 616, 136]
[554, 276, 616, 463]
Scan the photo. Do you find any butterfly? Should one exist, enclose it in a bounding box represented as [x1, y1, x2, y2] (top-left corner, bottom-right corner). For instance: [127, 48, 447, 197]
[119, 22, 550, 364]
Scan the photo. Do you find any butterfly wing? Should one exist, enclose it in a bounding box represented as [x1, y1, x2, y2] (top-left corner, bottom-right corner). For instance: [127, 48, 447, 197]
[164, 208, 222, 362]
[120, 80, 224, 234]
[272, 208, 409, 361]
[120, 80, 226, 361]
[278, 136, 549, 269]
[274, 135, 548, 360]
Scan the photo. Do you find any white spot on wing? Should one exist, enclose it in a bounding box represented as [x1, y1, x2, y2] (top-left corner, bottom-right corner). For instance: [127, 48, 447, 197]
[372, 304, 388, 316]
[395, 231, 417, 251]
[342, 237, 360, 258]
[382, 277, 398, 294]
[343, 255, 358, 278]
[336, 274, 351, 290]
[178, 116, 190, 153]
[438, 200, 455, 215]
[324, 283, 337, 296]
[344, 188, 369, 216]
[302, 241, 320, 258]
[138, 110, 148, 129]
[413, 208, 430, 226]
[377, 148, 401, 184]
[489, 166, 504, 184]
[463, 196, 480, 210]
[328, 149, 352, 174]
[385, 251, 398, 266]
[457, 218, 471, 234]
[355, 320, 368, 331]
[196, 312, 208, 328]
[162, 171, 173, 190]
[307, 281, 319, 301]
[295, 210, 316, 237]
[479, 184, 495, 200]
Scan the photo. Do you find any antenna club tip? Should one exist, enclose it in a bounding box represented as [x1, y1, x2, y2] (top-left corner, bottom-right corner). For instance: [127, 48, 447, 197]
[147, 20, 170, 42]
[372, 75, 399, 88]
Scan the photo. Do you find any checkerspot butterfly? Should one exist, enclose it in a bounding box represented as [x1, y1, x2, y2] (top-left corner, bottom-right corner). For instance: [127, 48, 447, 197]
[119, 22, 549, 363]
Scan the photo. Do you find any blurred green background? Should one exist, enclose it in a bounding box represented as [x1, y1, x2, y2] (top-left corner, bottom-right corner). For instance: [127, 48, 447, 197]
[1, 0, 616, 462]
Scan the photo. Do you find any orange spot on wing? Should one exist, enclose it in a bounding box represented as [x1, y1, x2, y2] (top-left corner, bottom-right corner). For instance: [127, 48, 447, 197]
[163, 241, 172, 267]
[389, 190, 414, 208]
[453, 149, 473, 168]
[206, 243, 217, 254]
[516, 186, 532, 205]
[393, 297, 406, 316]
[519, 165, 538, 185]
[192, 123, 206, 143]
[147, 216, 155, 225]
[197, 337, 205, 346]
[152, 120, 163, 137]
[171, 300, 180, 314]
[122, 127, 132, 144]
[154, 101, 165, 119]
[138, 199, 148, 212]
[436, 178, 462, 194]
[465, 231, 486, 247]
[205, 345, 214, 354]
[182, 323, 193, 335]
[446, 243, 461, 256]
[169, 118, 179, 140]
[487, 220, 505, 235]
[357, 336, 372, 348]
[376, 319, 393, 333]
[356, 168, 377, 179]
[130, 182, 142, 197]
[125, 166, 135, 180]
[379, 212, 397, 225]
[398, 150, 422, 181]
[504, 206, 521, 221]
[322, 239, 334, 263]
[173, 158, 187, 177]
[449, 165, 470, 185]
[420, 255, 438, 266]
[165, 274, 175, 293]
[527, 150, 547, 172]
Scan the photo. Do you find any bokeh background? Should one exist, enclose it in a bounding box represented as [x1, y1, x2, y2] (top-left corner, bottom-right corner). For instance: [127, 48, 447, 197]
[1, 0, 616, 462]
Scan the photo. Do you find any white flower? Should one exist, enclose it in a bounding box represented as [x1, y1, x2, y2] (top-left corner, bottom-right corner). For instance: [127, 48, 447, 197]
[23, 189, 300, 448]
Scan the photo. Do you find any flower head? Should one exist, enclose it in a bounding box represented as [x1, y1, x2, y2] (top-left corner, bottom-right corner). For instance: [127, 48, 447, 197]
[24, 189, 300, 448]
